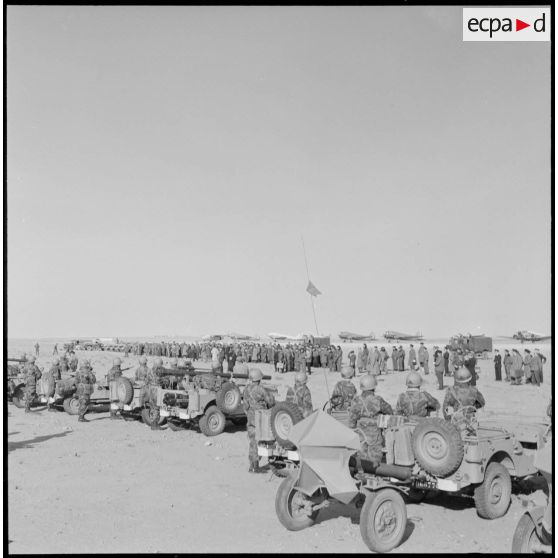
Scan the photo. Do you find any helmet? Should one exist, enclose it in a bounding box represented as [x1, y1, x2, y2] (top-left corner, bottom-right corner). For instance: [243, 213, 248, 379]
[406, 371, 422, 388]
[139, 356, 147, 364]
[28, 355, 36, 363]
[113, 357, 122, 366]
[360, 375, 377, 391]
[155, 357, 163, 367]
[295, 371, 308, 384]
[454, 368, 472, 383]
[249, 368, 263, 382]
[53, 356, 60, 364]
[341, 366, 354, 379]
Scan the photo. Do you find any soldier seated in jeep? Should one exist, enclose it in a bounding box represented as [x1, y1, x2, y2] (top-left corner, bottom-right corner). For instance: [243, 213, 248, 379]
[395, 371, 440, 419]
[443, 367, 485, 421]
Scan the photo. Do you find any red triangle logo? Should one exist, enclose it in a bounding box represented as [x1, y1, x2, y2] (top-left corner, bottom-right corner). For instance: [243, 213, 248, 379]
[516, 19, 530, 31]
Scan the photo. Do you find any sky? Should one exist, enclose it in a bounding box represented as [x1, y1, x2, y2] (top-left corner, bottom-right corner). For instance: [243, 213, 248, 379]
[7, 6, 552, 339]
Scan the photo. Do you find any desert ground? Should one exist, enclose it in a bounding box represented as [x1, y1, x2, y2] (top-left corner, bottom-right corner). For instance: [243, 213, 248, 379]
[7, 338, 552, 553]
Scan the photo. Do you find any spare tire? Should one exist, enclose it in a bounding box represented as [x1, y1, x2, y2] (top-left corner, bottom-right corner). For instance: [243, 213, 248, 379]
[411, 418, 464, 478]
[216, 382, 243, 414]
[116, 377, 134, 404]
[271, 402, 304, 450]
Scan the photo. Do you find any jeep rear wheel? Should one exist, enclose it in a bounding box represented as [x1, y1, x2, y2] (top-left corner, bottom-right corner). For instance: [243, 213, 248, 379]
[275, 473, 319, 531]
[12, 386, 26, 408]
[511, 513, 541, 552]
[141, 407, 166, 427]
[474, 462, 511, 519]
[63, 396, 80, 415]
[199, 405, 226, 437]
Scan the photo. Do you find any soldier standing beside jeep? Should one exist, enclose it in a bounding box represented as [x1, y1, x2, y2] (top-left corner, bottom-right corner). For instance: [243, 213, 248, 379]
[243, 368, 275, 473]
[330, 366, 357, 411]
[75, 360, 96, 423]
[145, 357, 164, 430]
[285, 372, 313, 418]
[23, 355, 42, 413]
[107, 357, 123, 420]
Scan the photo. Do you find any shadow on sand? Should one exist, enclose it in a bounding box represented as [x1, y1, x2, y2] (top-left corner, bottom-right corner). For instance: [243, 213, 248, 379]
[8, 430, 72, 453]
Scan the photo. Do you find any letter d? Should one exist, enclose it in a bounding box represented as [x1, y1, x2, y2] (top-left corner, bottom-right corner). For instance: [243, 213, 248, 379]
[534, 13, 545, 32]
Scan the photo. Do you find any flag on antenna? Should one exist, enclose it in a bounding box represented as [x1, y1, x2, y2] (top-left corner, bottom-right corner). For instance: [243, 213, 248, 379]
[306, 281, 322, 297]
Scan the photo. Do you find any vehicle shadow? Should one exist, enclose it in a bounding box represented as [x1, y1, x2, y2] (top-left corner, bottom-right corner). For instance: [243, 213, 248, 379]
[415, 492, 475, 511]
[8, 431, 71, 453]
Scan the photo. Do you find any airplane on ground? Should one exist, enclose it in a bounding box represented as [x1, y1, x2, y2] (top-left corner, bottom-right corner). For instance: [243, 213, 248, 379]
[510, 330, 552, 343]
[227, 332, 259, 341]
[201, 333, 225, 342]
[268, 332, 308, 342]
[383, 330, 424, 342]
[338, 331, 376, 342]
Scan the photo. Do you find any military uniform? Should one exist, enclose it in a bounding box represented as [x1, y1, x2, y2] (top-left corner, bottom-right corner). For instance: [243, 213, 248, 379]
[23, 362, 42, 412]
[69, 355, 79, 373]
[395, 389, 440, 418]
[242, 383, 275, 469]
[442, 384, 485, 420]
[107, 365, 123, 418]
[75, 364, 96, 421]
[44, 363, 61, 411]
[144, 365, 163, 428]
[348, 391, 393, 466]
[330, 379, 357, 411]
[135, 364, 149, 383]
[285, 382, 313, 418]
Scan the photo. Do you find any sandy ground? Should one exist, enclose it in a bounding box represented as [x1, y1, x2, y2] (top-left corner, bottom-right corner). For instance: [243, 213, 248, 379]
[7, 339, 552, 553]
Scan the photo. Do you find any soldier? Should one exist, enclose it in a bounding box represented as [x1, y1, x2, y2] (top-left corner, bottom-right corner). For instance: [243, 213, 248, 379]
[534, 348, 546, 384]
[379, 347, 388, 374]
[511, 349, 524, 385]
[107, 357, 124, 419]
[68, 352, 79, 374]
[503, 349, 512, 382]
[348, 350, 356, 373]
[285, 371, 313, 418]
[442, 368, 485, 420]
[23, 355, 42, 413]
[348, 375, 393, 468]
[305, 345, 313, 374]
[443, 346, 451, 376]
[145, 357, 164, 430]
[59, 352, 69, 375]
[398, 345, 405, 372]
[493, 349, 502, 381]
[408, 344, 416, 370]
[44, 356, 61, 411]
[243, 368, 275, 473]
[434, 350, 445, 390]
[75, 360, 96, 422]
[523, 349, 533, 384]
[463, 351, 478, 387]
[34, 342, 40, 357]
[330, 366, 357, 411]
[418, 342, 428, 374]
[395, 371, 440, 418]
[53, 343, 58, 356]
[135, 356, 149, 383]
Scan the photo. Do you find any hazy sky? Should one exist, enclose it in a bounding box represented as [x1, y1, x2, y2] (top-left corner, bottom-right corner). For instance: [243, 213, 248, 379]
[7, 6, 551, 339]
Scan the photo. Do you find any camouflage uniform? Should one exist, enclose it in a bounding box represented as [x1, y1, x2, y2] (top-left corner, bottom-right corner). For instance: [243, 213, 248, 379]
[43, 363, 61, 410]
[59, 356, 69, 375]
[69, 354, 79, 373]
[348, 391, 393, 466]
[242, 383, 275, 468]
[330, 380, 357, 411]
[24, 362, 42, 412]
[285, 382, 313, 418]
[134, 364, 149, 383]
[442, 384, 485, 420]
[144, 365, 163, 427]
[107, 365, 123, 418]
[75, 364, 96, 420]
[395, 389, 440, 418]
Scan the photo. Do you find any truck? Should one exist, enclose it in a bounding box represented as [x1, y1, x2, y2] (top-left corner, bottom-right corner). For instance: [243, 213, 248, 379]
[449, 333, 493, 359]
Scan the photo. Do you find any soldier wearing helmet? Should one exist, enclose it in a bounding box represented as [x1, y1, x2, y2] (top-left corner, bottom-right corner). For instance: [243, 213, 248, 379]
[75, 360, 96, 422]
[107, 357, 124, 420]
[442, 367, 485, 420]
[243, 368, 275, 473]
[22, 355, 42, 413]
[145, 357, 165, 430]
[135, 356, 149, 384]
[43, 357, 62, 412]
[59, 352, 69, 375]
[348, 375, 393, 467]
[330, 366, 357, 411]
[68, 352, 79, 374]
[285, 371, 313, 418]
[395, 371, 440, 419]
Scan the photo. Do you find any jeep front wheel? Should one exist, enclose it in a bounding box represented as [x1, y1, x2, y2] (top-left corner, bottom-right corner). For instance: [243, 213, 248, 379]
[199, 405, 226, 437]
[474, 462, 512, 519]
